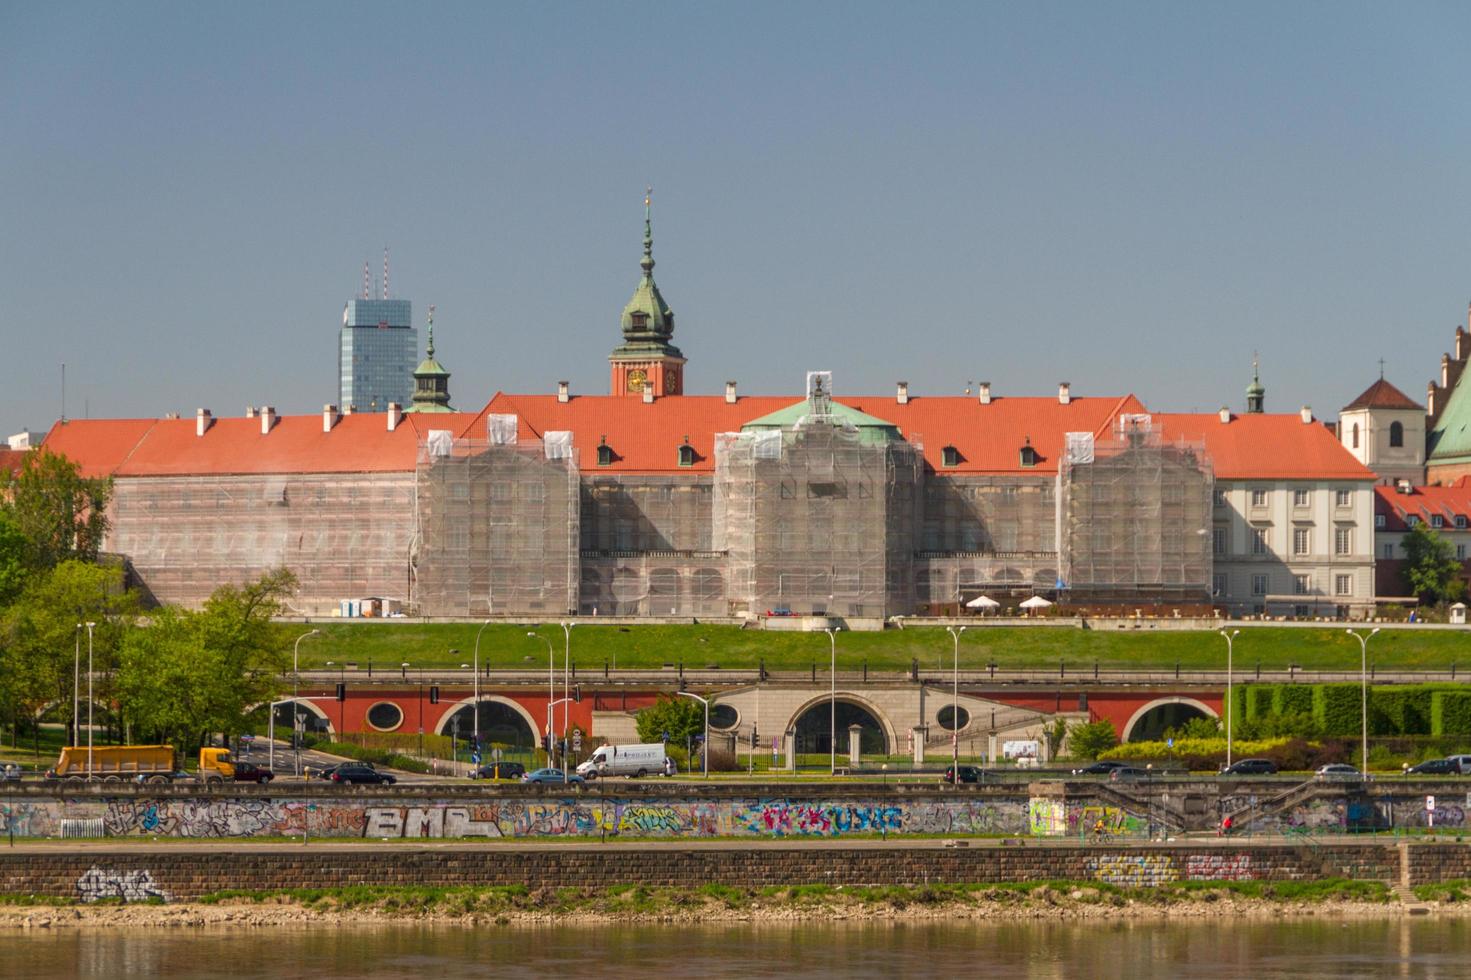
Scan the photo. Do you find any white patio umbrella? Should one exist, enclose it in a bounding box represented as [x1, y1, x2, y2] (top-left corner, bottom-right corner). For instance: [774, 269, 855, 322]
[1019, 595, 1053, 611]
[966, 595, 1001, 614]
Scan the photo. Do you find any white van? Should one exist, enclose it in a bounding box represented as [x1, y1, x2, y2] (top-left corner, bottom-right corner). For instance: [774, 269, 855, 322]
[575, 743, 670, 780]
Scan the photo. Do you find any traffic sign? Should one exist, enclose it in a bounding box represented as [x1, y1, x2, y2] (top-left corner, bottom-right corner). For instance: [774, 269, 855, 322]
[572, 730, 583, 751]
[1427, 795, 1437, 812]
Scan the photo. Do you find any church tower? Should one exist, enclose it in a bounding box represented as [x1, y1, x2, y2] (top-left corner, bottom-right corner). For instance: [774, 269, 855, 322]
[609, 189, 685, 397]
[1245, 355, 1265, 414]
[405, 305, 453, 413]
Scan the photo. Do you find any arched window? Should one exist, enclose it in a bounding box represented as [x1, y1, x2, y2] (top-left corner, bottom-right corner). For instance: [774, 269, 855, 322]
[1389, 421, 1404, 448]
[597, 437, 614, 466]
[1351, 422, 1359, 449]
[677, 440, 696, 467]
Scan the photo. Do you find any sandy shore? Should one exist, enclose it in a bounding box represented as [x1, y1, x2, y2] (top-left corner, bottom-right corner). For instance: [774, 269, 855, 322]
[3, 887, 1467, 930]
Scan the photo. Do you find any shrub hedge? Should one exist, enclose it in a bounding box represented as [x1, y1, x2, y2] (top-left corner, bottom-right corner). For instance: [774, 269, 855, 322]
[1431, 691, 1471, 737]
[1232, 683, 1469, 739]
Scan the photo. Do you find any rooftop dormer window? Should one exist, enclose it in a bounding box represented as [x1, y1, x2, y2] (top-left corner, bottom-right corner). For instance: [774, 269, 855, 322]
[678, 438, 696, 467]
[941, 445, 960, 468]
[597, 437, 614, 467]
[630, 312, 649, 329]
[1019, 438, 1037, 468]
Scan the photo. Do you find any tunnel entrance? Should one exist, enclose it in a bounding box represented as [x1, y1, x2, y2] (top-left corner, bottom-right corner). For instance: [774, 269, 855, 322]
[793, 699, 888, 755]
[1125, 700, 1214, 742]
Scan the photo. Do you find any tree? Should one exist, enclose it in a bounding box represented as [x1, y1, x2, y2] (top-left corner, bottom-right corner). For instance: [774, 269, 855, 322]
[1, 449, 111, 570]
[0, 560, 137, 744]
[635, 693, 704, 746]
[0, 510, 27, 608]
[1401, 522, 1466, 606]
[1067, 720, 1120, 760]
[114, 569, 296, 752]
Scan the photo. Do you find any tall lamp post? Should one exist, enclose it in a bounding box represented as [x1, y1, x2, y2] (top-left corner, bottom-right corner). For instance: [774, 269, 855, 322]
[292, 629, 319, 776]
[1220, 629, 1239, 768]
[528, 632, 555, 762]
[946, 625, 967, 777]
[676, 691, 711, 779]
[473, 619, 492, 751]
[823, 627, 842, 776]
[1347, 628, 1380, 773]
[559, 623, 575, 740]
[84, 622, 96, 779]
[73, 624, 82, 748]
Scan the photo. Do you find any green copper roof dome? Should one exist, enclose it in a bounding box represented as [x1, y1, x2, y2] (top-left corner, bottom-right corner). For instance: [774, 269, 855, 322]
[614, 189, 682, 357]
[742, 399, 903, 445]
[406, 305, 453, 413]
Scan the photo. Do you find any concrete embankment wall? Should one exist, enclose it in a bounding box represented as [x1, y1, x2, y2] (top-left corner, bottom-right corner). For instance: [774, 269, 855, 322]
[7, 842, 1471, 903]
[1, 780, 1464, 840]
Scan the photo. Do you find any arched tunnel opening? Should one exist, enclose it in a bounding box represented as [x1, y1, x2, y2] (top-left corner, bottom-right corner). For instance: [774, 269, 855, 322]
[793, 700, 888, 755]
[439, 701, 536, 750]
[1127, 701, 1213, 742]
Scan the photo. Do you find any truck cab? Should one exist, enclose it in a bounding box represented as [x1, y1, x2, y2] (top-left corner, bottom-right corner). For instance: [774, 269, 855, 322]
[198, 748, 236, 783]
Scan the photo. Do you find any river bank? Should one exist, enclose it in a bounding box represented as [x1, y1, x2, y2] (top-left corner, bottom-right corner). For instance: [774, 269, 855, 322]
[4, 879, 1470, 930]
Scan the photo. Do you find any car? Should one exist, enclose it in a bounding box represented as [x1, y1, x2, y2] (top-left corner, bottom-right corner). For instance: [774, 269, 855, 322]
[1071, 761, 1131, 776]
[308, 762, 344, 780]
[1220, 758, 1279, 776]
[232, 762, 275, 784]
[520, 767, 584, 785]
[472, 762, 526, 781]
[330, 763, 397, 785]
[943, 765, 983, 784]
[1407, 758, 1459, 775]
[1315, 764, 1366, 782]
[1108, 766, 1151, 781]
[1442, 754, 1471, 774]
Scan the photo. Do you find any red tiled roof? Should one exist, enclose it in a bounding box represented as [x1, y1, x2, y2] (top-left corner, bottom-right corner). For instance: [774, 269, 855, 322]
[469, 393, 1145, 475]
[0, 449, 27, 479]
[1374, 484, 1471, 532]
[42, 419, 160, 478]
[1343, 378, 1422, 412]
[1150, 413, 1375, 481]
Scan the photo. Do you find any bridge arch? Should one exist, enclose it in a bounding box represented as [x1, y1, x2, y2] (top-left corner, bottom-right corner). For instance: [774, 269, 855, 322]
[1120, 697, 1218, 743]
[271, 698, 335, 735]
[432, 695, 540, 748]
[786, 692, 896, 756]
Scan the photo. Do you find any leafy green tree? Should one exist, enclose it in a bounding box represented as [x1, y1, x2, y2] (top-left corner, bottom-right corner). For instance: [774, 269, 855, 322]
[0, 560, 136, 743]
[1, 449, 111, 570]
[1067, 720, 1119, 760]
[635, 693, 704, 746]
[0, 510, 27, 608]
[1401, 522, 1466, 606]
[114, 569, 296, 753]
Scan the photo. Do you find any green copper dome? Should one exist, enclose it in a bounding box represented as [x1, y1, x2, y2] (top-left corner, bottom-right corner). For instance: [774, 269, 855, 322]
[613, 190, 683, 359]
[406, 306, 453, 414]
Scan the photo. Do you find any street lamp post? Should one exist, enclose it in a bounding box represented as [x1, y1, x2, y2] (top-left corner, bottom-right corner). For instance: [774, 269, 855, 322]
[72, 625, 81, 748]
[528, 632, 555, 763]
[1347, 628, 1381, 773]
[473, 619, 492, 751]
[1220, 629, 1239, 768]
[823, 627, 842, 776]
[676, 691, 711, 779]
[946, 626, 967, 777]
[560, 623, 575, 740]
[292, 627, 320, 733]
[84, 622, 96, 779]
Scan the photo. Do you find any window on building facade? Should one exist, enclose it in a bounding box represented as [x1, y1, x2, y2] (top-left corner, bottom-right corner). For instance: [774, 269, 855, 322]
[1458, 515, 1468, 529]
[1251, 526, 1268, 554]
[1294, 573, 1310, 595]
[1432, 514, 1445, 528]
[1390, 421, 1404, 448]
[1336, 488, 1351, 508]
[1458, 545, 1467, 561]
[1214, 488, 1227, 508]
[1382, 543, 1393, 560]
[1250, 488, 1268, 508]
[1335, 574, 1352, 596]
[1293, 527, 1311, 556]
[1212, 573, 1227, 597]
[1375, 513, 1386, 528]
[1351, 423, 1359, 449]
[1407, 515, 1420, 527]
[1293, 488, 1310, 508]
[677, 442, 696, 467]
[1334, 526, 1352, 556]
[1212, 526, 1227, 555]
[1251, 574, 1268, 596]
[941, 445, 959, 467]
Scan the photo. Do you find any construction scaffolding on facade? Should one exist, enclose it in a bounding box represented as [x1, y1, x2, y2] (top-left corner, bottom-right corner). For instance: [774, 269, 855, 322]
[412, 416, 580, 617]
[1058, 415, 1214, 601]
[109, 472, 416, 614]
[713, 372, 923, 618]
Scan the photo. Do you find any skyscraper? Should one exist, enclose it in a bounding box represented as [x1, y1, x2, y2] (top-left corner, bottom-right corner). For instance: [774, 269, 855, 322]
[339, 257, 415, 412]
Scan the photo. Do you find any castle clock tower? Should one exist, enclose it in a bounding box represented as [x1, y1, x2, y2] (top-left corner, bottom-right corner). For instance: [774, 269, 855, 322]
[609, 189, 685, 397]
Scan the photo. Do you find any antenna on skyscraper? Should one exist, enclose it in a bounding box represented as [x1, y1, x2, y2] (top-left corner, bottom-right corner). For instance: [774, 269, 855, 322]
[363, 262, 371, 300]
[383, 247, 389, 300]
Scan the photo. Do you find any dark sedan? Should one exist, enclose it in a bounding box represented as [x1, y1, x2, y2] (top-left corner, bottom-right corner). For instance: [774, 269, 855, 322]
[943, 765, 983, 784]
[330, 763, 397, 785]
[1407, 758, 1459, 775]
[473, 762, 526, 781]
[1071, 761, 1132, 776]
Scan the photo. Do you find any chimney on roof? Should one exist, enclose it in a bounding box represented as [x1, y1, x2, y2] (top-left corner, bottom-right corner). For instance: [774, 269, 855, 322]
[725, 381, 738, 404]
[557, 381, 570, 404]
[1443, 354, 1453, 388]
[978, 382, 992, 405]
[1058, 382, 1071, 405]
[196, 408, 212, 437]
[1457, 326, 1468, 362]
[386, 402, 402, 431]
[896, 381, 909, 405]
[343, 404, 355, 416]
[1300, 405, 1313, 424]
[643, 387, 654, 405]
[1218, 406, 1231, 424]
[245, 405, 257, 419]
[259, 406, 276, 434]
[323, 404, 339, 432]
[1397, 479, 1413, 495]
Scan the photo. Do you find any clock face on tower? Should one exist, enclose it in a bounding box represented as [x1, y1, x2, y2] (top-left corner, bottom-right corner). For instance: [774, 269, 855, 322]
[665, 366, 680, 395]
[625, 368, 648, 393]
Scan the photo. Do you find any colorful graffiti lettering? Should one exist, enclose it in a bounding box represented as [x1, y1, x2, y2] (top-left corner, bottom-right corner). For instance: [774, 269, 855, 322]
[1029, 799, 1066, 836]
[1185, 854, 1253, 881]
[1086, 854, 1180, 887]
[76, 867, 168, 903]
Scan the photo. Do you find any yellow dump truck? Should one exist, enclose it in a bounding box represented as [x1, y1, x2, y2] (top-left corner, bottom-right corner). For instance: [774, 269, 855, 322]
[47, 745, 177, 783]
[197, 747, 273, 783]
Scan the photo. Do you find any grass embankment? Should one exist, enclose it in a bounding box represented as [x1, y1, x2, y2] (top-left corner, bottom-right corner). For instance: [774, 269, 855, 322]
[297, 623, 1470, 673]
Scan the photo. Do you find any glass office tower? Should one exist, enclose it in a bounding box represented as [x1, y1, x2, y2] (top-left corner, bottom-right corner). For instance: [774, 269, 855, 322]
[339, 299, 416, 411]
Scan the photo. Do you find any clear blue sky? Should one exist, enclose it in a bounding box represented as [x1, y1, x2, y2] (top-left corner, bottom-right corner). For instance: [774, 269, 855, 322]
[3, 2, 1470, 433]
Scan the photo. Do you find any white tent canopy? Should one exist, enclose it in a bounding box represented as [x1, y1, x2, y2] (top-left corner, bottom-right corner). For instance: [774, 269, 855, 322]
[965, 595, 1001, 610]
[1019, 596, 1054, 610]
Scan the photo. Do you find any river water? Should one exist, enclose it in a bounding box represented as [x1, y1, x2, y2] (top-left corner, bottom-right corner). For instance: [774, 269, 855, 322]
[8, 918, 1471, 978]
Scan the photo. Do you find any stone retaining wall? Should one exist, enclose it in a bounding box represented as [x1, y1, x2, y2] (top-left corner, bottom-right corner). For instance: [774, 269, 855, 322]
[2, 842, 1463, 903]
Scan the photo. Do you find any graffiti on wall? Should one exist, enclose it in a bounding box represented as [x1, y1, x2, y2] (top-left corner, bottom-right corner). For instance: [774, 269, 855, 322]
[1186, 854, 1253, 881]
[1029, 799, 1066, 836]
[1085, 853, 1180, 887]
[1071, 805, 1147, 836]
[76, 867, 169, 903]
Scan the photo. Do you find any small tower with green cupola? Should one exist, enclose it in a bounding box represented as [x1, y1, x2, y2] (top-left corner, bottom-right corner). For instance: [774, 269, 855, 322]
[1245, 354, 1265, 414]
[406, 305, 453, 413]
[609, 188, 686, 397]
